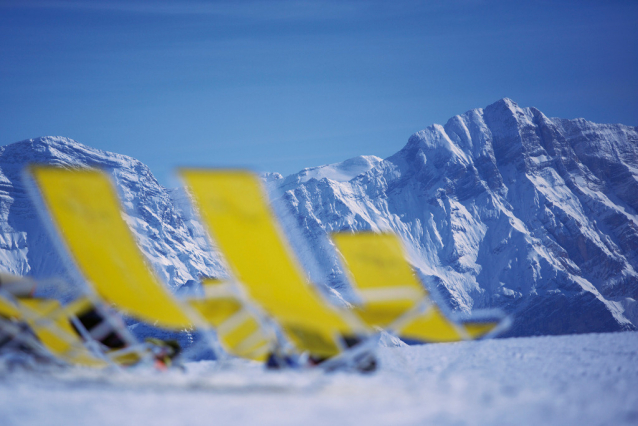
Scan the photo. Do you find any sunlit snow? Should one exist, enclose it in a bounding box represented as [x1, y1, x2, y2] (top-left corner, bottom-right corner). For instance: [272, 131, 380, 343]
[1, 332, 636, 426]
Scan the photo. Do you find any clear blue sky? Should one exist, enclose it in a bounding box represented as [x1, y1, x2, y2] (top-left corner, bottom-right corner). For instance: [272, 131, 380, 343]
[1, 0, 636, 186]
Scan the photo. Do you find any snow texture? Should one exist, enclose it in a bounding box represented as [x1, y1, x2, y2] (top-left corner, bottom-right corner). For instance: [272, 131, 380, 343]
[0, 331, 636, 426]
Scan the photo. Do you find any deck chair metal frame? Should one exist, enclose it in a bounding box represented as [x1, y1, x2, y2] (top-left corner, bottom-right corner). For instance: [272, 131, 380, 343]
[183, 277, 278, 362]
[330, 231, 512, 344]
[0, 302, 56, 364]
[0, 281, 132, 368]
[180, 169, 501, 370]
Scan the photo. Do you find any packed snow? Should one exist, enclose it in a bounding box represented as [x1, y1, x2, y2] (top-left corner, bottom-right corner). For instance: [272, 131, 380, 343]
[1, 331, 636, 426]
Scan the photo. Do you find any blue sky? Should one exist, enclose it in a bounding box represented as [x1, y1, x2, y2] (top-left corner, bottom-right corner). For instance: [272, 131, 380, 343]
[1, 0, 636, 186]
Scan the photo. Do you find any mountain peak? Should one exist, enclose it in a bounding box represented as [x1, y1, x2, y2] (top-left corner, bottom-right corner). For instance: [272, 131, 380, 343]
[483, 97, 527, 118]
[2, 100, 637, 339]
[492, 97, 519, 108]
[0, 136, 150, 177]
[0, 135, 227, 294]
[276, 100, 638, 336]
[9, 136, 92, 152]
[281, 154, 383, 186]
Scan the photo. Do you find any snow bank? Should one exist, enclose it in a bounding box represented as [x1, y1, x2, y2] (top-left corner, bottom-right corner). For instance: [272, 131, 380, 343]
[1, 331, 636, 426]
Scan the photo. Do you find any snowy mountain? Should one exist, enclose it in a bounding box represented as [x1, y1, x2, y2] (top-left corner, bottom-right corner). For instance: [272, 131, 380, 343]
[1, 98, 636, 338]
[0, 136, 226, 294]
[268, 99, 638, 336]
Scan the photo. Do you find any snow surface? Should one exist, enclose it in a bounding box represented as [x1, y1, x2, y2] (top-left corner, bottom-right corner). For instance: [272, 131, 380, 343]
[1, 331, 636, 426]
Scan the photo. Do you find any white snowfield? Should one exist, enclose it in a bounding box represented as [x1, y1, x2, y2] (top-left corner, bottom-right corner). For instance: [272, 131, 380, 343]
[1, 331, 636, 426]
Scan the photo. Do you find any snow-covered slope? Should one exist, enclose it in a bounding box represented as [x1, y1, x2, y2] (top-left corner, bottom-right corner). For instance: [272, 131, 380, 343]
[1, 331, 636, 426]
[2, 98, 637, 338]
[0, 136, 226, 292]
[269, 99, 638, 336]
[277, 155, 383, 188]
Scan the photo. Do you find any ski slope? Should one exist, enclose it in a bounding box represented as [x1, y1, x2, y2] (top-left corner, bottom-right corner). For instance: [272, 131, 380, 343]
[1, 331, 636, 426]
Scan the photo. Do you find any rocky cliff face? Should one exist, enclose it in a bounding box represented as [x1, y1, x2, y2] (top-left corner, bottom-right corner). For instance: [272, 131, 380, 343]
[2, 99, 636, 337]
[0, 136, 226, 294]
[268, 99, 638, 336]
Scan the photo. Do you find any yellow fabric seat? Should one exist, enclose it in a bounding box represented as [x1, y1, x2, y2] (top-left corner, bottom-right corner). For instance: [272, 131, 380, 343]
[187, 279, 271, 361]
[180, 169, 369, 358]
[0, 293, 108, 367]
[30, 166, 272, 362]
[331, 232, 502, 342]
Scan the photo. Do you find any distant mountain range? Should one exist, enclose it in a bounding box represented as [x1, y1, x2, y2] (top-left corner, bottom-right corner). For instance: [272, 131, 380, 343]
[0, 136, 225, 291]
[1, 98, 636, 337]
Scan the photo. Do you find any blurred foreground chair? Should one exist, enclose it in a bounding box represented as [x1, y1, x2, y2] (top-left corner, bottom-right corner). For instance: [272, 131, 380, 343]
[180, 169, 377, 370]
[331, 232, 509, 342]
[28, 166, 273, 363]
[0, 272, 144, 367]
[181, 170, 508, 367]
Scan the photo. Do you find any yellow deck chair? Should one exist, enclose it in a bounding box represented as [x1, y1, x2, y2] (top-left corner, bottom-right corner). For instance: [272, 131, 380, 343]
[0, 291, 109, 367]
[187, 278, 273, 361]
[29, 166, 272, 362]
[331, 232, 503, 342]
[0, 273, 145, 367]
[180, 169, 370, 359]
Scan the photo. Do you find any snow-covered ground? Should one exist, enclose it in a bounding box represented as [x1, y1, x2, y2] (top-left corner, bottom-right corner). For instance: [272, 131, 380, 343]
[1, 331, 636, 426]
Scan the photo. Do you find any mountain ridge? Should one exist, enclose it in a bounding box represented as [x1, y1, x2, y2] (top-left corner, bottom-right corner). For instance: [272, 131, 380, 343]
[0, 136, 227, 293]
[269, 98, 638, 336]
[1, 98, 636, 337]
